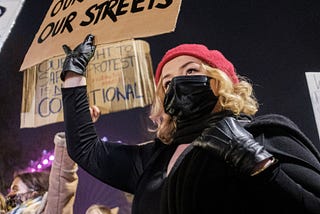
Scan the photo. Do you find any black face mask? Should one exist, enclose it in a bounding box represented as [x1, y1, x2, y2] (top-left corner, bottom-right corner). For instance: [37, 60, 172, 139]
[163, 75, 218, 121]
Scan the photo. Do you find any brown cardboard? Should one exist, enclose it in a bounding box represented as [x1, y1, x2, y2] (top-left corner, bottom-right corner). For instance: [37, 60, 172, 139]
[20, 0, 182, 71]
[20, 39, 155, 128]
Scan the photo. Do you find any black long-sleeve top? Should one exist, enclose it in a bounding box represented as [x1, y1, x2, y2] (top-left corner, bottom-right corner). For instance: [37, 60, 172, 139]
[62, 86, 320, 214]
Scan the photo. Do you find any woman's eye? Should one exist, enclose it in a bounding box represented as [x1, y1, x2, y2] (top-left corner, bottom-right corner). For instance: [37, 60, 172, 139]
[164, 81, 171, 90]
[186, 68, 197, 74]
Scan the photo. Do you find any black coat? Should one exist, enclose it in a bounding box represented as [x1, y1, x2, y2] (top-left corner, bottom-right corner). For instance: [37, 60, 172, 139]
[62, 86, 320, 214]
[160, 114, 320, 214]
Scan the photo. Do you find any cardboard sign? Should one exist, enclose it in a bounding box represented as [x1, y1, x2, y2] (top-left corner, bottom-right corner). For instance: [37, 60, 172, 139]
[305, 72, 320, 142]
[20, 0, 182, 71]
[20, 39, 155, 128]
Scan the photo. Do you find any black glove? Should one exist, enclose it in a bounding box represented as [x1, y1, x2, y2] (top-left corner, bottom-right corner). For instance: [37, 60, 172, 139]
[193, 117, 273, 175]
[60, 34, 96, 81]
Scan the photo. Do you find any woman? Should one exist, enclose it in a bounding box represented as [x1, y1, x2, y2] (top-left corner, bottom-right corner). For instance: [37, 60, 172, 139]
[4, 106, 102, 214]
[4, 131, 78, 214]
[6, 171, 49, 213]
[60, 34, 320, 214]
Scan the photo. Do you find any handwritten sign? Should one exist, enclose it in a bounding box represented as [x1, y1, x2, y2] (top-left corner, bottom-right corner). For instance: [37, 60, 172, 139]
[20, 39, 155, 128]
[20, 0, 182, 71]
[305, 72, 320, 142]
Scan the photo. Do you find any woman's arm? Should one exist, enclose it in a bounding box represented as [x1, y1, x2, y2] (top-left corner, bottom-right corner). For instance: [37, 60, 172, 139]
[62, 86, 150, 193]
[60, 34, 154, 193]
[44, 132, 78, 214]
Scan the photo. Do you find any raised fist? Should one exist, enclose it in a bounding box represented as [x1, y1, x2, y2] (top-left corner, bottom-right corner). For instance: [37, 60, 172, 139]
[60, 34, 96, 81]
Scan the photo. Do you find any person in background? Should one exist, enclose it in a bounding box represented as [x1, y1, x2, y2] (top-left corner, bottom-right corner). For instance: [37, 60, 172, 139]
[0, 192, 6, 214]
[3, 106, 100, 214]
[60, 34, 320, 214]
[45, 107, 121, 214]
[5, 171, 49, 213]
[4, 131, 78, 214]
[43, 131, 78, 214]
[85, 204, 119, 214]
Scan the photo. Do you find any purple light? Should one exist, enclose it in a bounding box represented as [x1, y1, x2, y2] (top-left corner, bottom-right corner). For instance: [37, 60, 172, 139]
[101, 136, 108, 142]
[25, 134, 120, 173]
[42, 159, 49, 165]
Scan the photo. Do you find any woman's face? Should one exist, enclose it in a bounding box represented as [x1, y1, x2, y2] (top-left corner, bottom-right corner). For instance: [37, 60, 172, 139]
[161, 55, 208, 91]
[8, 177, 29, 197]
[5, 176, 39, 210]
[6, 176, 34, 204]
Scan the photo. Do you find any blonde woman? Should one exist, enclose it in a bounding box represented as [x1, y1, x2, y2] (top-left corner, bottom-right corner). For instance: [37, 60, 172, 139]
[60, 35, 320, 214]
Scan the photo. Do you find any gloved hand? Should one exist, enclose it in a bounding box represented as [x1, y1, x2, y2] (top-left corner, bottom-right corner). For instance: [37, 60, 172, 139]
[193, 117, 274, 175]
[60, 34, 96, 81]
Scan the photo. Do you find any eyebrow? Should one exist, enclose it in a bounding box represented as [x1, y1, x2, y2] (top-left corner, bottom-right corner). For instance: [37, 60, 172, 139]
[11, 185, 18, 191]
[162, 61, 199, 81]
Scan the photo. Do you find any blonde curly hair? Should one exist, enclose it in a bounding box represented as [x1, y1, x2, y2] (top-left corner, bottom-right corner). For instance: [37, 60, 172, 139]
[0, 192, 6, 214]
[149, 64, 259, 144]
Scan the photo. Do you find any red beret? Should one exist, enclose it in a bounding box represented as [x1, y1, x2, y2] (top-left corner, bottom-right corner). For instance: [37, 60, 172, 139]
[155, 44, 238, 85]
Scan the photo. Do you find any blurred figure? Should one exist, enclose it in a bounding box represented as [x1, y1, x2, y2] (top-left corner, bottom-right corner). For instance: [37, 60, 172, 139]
[5, 131, 80, 214]
[86, 204, 119, 214]
[6, 171, 49, 213]
[44, 131, 78, 214]
[0, 192, 6, 213]
[4, 131, 79, 214]
[4, 105, 110, 214]
[123, 191, 134, 204]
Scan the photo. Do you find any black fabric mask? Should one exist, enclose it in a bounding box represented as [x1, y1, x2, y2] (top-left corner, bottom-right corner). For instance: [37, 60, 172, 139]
[163, 75, 218, 121]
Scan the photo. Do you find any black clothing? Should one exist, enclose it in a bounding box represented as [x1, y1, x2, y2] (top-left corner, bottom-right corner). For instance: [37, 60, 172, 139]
[62, 86, 320, 214]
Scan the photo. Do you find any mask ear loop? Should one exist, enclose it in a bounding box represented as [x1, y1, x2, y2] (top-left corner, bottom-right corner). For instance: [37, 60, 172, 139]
[200, 64, 223, 113]
[5, 188, 36, 210]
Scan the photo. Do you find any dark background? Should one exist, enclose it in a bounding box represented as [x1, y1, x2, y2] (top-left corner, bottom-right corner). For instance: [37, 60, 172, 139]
[0, 0, 320, 213]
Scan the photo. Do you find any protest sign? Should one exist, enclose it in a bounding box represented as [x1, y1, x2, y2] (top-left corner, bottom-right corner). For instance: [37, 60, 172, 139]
[20, 39, 155, 128]
[20, 0, 182, 71]
[305, 72, 320, 142]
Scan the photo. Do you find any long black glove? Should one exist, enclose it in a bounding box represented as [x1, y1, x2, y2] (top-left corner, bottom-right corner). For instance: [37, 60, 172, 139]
[60, 34, 96, 81]
[193, 117, 274, 175]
